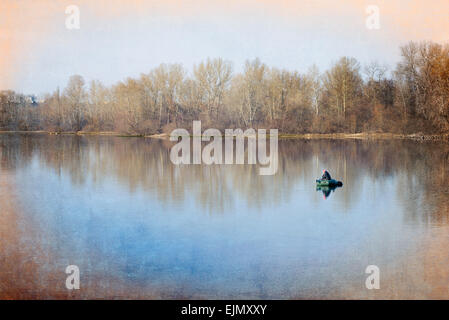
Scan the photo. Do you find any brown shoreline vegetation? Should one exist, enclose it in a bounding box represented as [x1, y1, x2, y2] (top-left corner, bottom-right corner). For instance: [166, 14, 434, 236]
[1, 130, 449, 141]
[1, 41, 448, 137]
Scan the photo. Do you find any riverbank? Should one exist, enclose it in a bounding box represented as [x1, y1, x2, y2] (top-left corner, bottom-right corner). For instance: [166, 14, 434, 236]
[279, 132, 449, 141]
[1, 130, 448, 141]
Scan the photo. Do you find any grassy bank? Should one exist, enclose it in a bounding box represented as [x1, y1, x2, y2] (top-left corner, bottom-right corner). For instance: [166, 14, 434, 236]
[279, 132, 449, 141]
[1, 130, 448, 141]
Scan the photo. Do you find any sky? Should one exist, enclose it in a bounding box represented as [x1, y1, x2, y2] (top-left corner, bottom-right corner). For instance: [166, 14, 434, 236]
[1, 0, 448, 95]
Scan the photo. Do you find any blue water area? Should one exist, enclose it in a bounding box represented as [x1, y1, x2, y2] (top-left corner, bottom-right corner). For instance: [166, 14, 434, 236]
[1, 135, 446, 298]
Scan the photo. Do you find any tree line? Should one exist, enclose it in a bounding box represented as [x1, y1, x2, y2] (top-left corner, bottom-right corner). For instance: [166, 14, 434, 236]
[1, 41, 448, 134]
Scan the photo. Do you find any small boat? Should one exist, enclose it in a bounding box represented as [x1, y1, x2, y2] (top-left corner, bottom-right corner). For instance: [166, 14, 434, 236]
[315, 179, 343, 187]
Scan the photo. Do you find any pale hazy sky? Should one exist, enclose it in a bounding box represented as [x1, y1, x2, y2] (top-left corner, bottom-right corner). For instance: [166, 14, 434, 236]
[1, 0, 448, 95]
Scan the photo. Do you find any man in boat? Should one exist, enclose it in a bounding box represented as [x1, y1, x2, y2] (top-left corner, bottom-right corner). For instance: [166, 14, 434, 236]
[321, 169, 332, 180]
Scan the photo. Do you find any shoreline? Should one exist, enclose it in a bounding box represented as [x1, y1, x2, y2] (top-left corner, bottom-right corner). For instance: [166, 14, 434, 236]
[0, 130, 448, 141]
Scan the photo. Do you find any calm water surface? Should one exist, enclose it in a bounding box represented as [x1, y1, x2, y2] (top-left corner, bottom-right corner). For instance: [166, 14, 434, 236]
[1, 134, 448, 299]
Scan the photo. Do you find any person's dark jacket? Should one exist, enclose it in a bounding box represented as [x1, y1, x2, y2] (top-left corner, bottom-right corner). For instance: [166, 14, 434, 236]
[321, 170, 332, 180]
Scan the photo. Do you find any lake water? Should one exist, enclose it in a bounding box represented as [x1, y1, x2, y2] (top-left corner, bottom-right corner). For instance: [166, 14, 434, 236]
[1, 134, 448, 299]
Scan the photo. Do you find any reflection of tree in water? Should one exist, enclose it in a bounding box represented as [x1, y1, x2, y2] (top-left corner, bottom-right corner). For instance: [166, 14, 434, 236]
[0, 134, 448, 222]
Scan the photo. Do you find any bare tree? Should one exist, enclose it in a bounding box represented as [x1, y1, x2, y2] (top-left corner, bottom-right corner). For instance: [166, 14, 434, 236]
[193, 58, 232, 122]
[323, 57, 362, 119]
